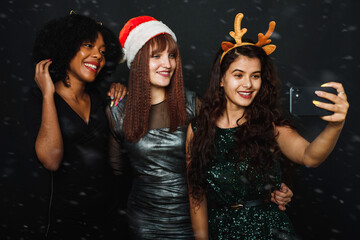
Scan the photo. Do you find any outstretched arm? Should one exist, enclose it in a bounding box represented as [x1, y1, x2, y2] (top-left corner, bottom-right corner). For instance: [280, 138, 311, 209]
[34, 59, 63, 171]
[276, 82, 349, 167]
[186, 124, 209, 240]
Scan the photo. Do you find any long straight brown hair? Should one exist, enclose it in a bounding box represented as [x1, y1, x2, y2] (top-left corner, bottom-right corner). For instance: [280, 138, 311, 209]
[123, 33, 187, 142]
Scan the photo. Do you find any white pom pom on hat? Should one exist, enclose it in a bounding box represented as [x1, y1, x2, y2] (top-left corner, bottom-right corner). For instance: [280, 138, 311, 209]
[119, 16, 177, 68]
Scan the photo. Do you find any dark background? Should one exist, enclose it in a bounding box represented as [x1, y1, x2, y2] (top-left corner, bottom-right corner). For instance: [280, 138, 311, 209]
[1, 0, 359, 239]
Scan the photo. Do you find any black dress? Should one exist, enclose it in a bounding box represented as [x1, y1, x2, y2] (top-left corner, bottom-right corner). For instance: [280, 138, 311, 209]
[107, 90, 197, 240]
[25, 87, 121, 239]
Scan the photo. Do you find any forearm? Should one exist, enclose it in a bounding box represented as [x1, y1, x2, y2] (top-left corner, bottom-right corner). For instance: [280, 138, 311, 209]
[186, 124, 209, 239]
[35, 95, 63, 171]
[303, 122, 344, 167]
[189, 194, 209, 240]
[108, 133, 123, 175]
[106, 106, 124, 175]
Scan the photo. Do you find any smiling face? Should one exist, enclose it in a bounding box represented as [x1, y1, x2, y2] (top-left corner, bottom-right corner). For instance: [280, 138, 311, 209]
[67, 32, 106, 83]
[220, 55, 262, 110]
[148, 45, 176, 90]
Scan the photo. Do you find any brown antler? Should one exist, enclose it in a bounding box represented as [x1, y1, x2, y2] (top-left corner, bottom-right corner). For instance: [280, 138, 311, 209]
[220, 13, 277, 63]
[229, 13, 248, 45]
[255, 21, 276, 47]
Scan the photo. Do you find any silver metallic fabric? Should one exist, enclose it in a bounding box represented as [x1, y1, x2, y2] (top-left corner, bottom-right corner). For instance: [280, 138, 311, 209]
[108, 90, 196, 239]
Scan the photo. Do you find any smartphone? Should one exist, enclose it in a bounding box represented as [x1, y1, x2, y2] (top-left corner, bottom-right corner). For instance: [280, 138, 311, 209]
[289, 86, 337, 116]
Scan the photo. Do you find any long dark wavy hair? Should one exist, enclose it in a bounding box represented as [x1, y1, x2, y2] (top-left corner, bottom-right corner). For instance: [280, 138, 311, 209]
[187, 44, 293, 204]
[122, 34, 187, 142]
[32, 14, 121, 86]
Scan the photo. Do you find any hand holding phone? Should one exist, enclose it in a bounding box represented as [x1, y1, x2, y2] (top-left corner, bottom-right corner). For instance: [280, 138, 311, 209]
[290, 86, 337, 116]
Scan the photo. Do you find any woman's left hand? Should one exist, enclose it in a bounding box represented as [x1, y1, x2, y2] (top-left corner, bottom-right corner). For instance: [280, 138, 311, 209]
[107, 83, 128, 107]
[271, 183, 293, 211]
[314, 82, 349, 125]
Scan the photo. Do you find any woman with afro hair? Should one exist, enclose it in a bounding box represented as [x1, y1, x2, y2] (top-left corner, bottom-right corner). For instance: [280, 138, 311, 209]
[26, 13, 125, 239]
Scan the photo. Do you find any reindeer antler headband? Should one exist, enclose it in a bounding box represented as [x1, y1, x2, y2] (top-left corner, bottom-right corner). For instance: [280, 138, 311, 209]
[220, 13, 276, 63]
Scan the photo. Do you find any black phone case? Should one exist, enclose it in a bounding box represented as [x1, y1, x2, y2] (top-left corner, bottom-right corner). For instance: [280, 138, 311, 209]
[289, 87, 337, 116]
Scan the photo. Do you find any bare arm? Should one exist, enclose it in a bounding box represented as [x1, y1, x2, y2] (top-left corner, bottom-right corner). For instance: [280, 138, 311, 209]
[34, 59, 63, 171]
[186, 124, 209, 240]
[277, 82, 349, 167]
[189, 194, 209, 240]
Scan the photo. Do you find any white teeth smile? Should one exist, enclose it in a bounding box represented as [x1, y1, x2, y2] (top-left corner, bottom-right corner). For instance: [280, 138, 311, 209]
[84, 63, 98, 70]
[239, 92, 251, 96]
[158, 71, 169, 74]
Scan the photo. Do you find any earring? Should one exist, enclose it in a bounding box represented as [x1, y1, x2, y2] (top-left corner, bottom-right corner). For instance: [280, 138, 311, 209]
[64, 75, 71, 87]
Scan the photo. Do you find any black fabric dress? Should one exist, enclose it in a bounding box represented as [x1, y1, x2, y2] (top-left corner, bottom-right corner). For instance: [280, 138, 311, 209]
[25, 87, 121, 239]
[107, 90, 197, 240]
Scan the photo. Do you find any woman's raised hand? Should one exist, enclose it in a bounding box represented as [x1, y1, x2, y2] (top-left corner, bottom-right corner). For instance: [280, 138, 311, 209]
[34, 59, 54, 97]
[314, 82, 349, 125]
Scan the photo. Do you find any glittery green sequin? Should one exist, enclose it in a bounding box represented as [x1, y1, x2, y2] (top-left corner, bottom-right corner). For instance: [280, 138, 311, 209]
[207, 127, 297, 240]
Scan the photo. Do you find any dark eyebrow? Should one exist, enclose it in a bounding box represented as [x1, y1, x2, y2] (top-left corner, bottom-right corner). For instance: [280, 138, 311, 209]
[231, 69, 261, 74]
[82, 39, 106, 47]
[231, 69, 245, 73]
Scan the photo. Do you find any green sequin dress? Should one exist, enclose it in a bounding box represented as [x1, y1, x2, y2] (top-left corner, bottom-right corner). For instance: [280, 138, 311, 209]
[206, 127, 296, 240]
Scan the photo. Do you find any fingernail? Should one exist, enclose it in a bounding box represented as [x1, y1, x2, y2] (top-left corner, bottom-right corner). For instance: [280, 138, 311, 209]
[115, 101, 119, 107]
[119, 97, 122, 102]
[315, 91, 322, 96]
[110, 101, 114, 107]
[321, 83, 328, 87]
[110, 96, 114, 100]
[312, 100, 320, 106]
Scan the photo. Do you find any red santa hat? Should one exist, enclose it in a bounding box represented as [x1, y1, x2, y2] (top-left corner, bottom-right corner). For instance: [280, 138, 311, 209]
[119, 16, 177, 68]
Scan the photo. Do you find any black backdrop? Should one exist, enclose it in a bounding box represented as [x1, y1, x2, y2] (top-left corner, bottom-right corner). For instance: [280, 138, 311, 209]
[1, 0, 359, 239]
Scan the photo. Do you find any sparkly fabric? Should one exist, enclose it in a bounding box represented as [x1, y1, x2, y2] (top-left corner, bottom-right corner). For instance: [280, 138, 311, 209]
[205, 126, 296, 240]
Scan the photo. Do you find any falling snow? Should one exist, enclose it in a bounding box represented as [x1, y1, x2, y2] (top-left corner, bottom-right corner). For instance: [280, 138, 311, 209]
[0, 0, 359, 239]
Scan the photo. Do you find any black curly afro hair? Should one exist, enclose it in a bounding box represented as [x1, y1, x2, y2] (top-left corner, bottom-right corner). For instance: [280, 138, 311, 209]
[32, 13, 122, 85]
